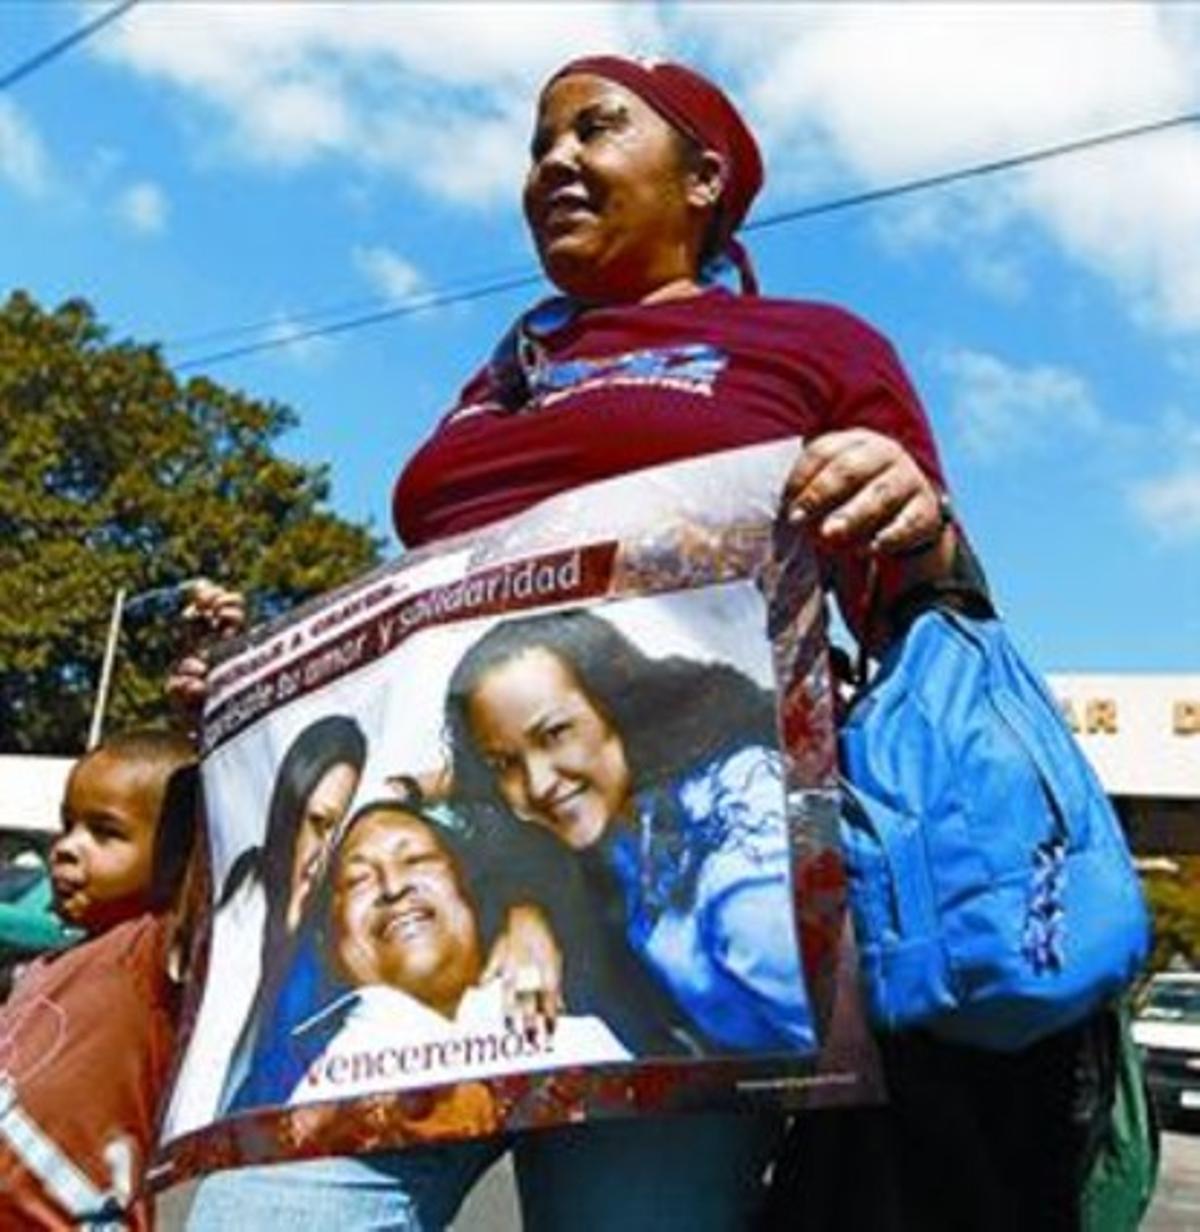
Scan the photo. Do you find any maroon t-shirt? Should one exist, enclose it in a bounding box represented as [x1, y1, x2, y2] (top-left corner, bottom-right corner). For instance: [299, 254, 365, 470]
[0, 914, 176, 1230]
[394, 288, 944, 546]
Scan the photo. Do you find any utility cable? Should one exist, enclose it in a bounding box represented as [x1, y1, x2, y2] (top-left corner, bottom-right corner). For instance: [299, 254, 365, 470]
[743, 105, 1200, 235]
[0, 0, 140, 94]
[174, 271, 542, 372]
[167, 261, 535, 350]
[174, 102, 1200, 372]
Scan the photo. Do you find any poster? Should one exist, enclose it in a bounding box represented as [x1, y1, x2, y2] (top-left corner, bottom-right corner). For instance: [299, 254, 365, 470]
[151, 439, 880, 1188]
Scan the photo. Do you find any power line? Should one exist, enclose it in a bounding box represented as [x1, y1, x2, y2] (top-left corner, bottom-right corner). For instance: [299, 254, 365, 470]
[175, 103, 1200, 372]
[744, 105, 1200, 235]
[174, 271, 543, 372]
[0, 0, 140, 94]
[167, 261, 535, 350]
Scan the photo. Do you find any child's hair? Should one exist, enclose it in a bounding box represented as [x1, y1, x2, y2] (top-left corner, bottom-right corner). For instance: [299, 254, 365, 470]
[81, 728, 200, 911]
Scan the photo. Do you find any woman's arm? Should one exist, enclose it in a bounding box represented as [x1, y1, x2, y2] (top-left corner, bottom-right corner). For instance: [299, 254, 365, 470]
[772, 307, 979, 650]
[783, 427, 960, 649]
[690, 746, 817, 1050]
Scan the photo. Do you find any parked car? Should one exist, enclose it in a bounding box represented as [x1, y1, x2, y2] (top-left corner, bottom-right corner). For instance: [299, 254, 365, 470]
[0, 833, 80, 999]
[1133, 971, 1200, 1130]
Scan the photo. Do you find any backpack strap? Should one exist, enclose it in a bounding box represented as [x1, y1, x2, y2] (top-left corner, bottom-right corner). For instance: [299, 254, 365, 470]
[852, 535, 997, 687]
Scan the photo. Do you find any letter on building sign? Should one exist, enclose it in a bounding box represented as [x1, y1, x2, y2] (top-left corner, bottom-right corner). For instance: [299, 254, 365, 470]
[1085, 699, 1118, 735]
[1174, 701, 1200, 736]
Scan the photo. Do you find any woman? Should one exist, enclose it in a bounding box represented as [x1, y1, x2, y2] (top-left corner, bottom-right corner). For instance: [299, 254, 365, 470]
[222, 716, 368, 1105]
[445, 608, 813, 1054]
[162, 715, 366, 1135]
[184, 53, 959, 1232]
[241, 715, 368, 967]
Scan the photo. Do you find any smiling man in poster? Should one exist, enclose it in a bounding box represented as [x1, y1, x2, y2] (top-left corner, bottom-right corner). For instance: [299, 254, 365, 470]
[288, 801, 630, 1107]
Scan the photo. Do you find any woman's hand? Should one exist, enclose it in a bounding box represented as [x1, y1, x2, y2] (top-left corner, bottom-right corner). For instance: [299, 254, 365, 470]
[482, 903, 564, 1040]
[165, 579, 247, 729]
[784, 428, 948, 556]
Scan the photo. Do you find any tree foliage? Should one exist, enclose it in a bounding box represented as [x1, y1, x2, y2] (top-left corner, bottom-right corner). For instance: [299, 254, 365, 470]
[1, 292, 382, 753]
[1144, 856, 1200, 971]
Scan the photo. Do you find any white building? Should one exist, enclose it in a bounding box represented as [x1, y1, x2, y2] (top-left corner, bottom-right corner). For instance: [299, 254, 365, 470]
[0, 755, 73, 836]
[1048, 674, 1200, 853]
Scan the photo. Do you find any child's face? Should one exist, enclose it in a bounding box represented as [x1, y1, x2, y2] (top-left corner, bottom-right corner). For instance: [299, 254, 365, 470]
[51, 750, 160, 932]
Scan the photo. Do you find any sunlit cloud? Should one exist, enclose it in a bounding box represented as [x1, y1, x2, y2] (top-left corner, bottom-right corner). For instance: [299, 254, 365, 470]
[0, 99, 50, 197]
[352, 245, 425, 301]
[677, 3, 1200, 334]
[1129, 467, 1200, 541]
[937, 347, 1103, 461]
[1127, 410, 1200, 542]
[263, 312, 335, 366]
[86, 2, 1200, 333]
[93, 2, 663, 204]
[115, 179, 169, 234]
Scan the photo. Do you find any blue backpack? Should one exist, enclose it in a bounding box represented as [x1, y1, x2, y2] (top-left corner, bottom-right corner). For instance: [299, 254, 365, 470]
[838, 606, 1150, 1051]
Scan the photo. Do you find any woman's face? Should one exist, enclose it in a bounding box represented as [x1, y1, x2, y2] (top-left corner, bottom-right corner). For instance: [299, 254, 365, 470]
[287, 761, 360, 932]
[466, 647, 632, 850]
[524, 74, 707, 302]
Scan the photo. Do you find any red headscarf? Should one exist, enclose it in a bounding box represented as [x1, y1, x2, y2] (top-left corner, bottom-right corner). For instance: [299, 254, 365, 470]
[545, 54, 763, 293]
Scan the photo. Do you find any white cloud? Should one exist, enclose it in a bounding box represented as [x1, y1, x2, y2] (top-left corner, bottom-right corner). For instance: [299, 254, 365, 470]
[1129, 468, 1200, 541]
[872, 188, 1031, 303]
[963, 252, 1030, 304]
[1022, 131, 1200, 333]
[352, 245, 425, 301]
[1127, 409, 1200, 541]
[94, 2, 663, 203]
[115, 180, 168, 234]
[87, 2, 1200, 333]
[263, 312, 334, 366]
[937, 347, 1103, 461]
[0, 99, 50, 196]
[743, 6, 1189, 178]
[674, 4, 1200, 334]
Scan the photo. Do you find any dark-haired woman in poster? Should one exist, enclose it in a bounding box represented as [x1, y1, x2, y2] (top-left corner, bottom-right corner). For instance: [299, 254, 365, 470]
[163, 715, 366, 1134]
[445, 607, 812, 1055]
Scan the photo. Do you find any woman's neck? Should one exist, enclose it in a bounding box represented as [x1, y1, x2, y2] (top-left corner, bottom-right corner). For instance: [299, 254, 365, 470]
[573, 276, 707, 311]
[638, 277, 707, 306]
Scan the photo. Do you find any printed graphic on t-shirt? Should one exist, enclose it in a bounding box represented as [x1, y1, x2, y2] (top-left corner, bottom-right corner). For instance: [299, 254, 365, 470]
[533, 343, 727, 405]
[0, 995, 66, 1088]
[0, 993, 138, 1223]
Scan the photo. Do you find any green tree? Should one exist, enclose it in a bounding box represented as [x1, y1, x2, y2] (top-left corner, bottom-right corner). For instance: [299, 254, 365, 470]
[1144, 856, 1200, 971]
[0, 291, 382, 753]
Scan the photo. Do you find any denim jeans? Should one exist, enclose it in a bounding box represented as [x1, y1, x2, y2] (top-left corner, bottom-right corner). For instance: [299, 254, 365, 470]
[185, 1111, 782, 1231]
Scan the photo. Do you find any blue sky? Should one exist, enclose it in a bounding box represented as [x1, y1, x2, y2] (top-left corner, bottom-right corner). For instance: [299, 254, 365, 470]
[2, 1, 1198, 672]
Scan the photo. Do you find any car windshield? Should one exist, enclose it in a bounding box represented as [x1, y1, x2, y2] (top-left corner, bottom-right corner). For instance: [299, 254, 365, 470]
[1140, 982, 1200, 1022]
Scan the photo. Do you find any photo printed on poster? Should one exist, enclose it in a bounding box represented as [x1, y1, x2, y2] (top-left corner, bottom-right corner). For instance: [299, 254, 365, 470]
[152, 439, 879, 1188]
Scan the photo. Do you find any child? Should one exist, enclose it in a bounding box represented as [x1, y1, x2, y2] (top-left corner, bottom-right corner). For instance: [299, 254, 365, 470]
[0, 729, 198, 1230]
